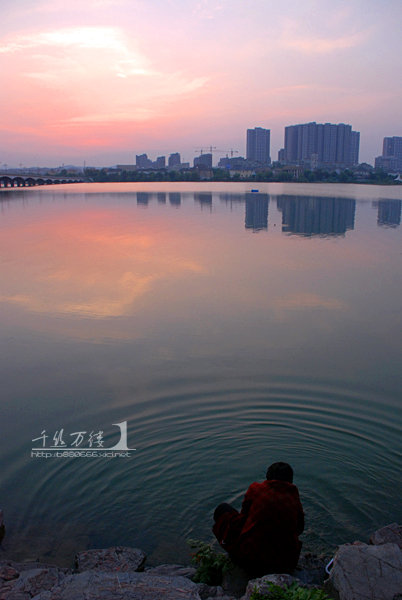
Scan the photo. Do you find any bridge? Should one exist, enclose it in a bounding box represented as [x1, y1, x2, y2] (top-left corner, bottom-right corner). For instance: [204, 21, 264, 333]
[0, 173, 85, 188]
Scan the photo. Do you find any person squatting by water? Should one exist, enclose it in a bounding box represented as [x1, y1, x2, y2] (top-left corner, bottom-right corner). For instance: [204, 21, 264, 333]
[213, 462, 304, 577]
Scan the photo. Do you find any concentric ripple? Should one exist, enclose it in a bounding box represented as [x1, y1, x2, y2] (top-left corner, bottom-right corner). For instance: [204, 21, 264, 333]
[3, 374, 401, 565]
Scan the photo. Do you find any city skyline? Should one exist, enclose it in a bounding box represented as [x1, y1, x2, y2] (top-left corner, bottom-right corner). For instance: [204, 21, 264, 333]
[1, 0, 401, 167]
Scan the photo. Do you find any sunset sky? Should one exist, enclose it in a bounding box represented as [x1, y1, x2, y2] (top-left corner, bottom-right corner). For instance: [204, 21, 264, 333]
[1, 0, 401, 167]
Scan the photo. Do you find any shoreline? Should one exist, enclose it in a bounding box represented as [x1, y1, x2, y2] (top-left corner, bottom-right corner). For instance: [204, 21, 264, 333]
[0, 523, 401, 599]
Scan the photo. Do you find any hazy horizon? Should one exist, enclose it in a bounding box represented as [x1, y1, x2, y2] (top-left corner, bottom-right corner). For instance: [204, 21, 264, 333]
[1, 0, 401, 167]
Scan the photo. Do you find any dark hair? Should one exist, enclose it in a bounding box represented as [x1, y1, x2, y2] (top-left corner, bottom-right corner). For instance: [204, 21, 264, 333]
[266, 462, 293, 483]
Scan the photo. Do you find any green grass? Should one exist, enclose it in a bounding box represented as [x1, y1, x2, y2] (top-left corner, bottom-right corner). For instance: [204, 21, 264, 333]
[187, 538, 233, 585]
[250, 582, 330, 600]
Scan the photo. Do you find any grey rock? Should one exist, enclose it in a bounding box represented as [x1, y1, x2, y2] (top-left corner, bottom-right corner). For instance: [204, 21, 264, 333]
[75, 546, 146, 573]
[31, 571, 201, 600]
[145, 563, 197, 578]
[0, 564, 19, 581]
[324, 542, 402, 600]
[0, 566, 65, 600]
[0, 560, 69, 574]
[370, 523, 402, 550]
[242, 574, 298, 599]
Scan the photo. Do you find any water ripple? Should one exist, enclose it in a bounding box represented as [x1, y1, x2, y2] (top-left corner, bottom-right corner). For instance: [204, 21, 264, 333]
[2, 374, 401, 564]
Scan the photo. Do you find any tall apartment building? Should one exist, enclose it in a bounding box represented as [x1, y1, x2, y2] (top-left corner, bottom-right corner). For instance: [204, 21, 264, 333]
[194, 153, 212, 168]
[155, 156, 166, 169]
[375, 136, 402, 172]
[136, 153, 152, 169]
[383, 137, 402, 158]
[246, 127, 271, 165]
[168, 153, 181, 167]
[283, 122, 359, 168]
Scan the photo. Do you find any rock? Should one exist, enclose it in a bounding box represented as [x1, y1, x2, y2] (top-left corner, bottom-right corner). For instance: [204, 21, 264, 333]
[145, 564, 197, 578]
[324, 542, 402, 600]
[75, 546, 146, 573]
[0, 564, 19, 581]
[242, 574, 298, 599]
[31, 571, 202, 599]
[0, 566, 65, 600]
[0, 561, 68, 574]
[370, 523, 402, 550]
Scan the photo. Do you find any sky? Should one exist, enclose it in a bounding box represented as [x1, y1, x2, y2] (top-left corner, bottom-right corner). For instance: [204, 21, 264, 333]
[0, 0, 401, 167]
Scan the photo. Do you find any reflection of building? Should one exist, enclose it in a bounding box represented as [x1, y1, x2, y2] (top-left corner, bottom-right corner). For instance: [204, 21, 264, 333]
[245, 193, 269, 232]
[195, 193, 212, 205]
[169, 192, 181, 206]
[157, 193, 166, 203]
[377, 200, 401, 227]
[277, 195, 355, 236]
[246, 127, 271, 165]
[283, 122, 359, 168]
[137, 192, 150, 205]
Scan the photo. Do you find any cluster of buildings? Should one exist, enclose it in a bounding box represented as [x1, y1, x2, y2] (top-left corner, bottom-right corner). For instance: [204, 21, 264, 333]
[118, 124, 400, 176]
[375, 137, 402, 172]
[278, 122, 360, 169]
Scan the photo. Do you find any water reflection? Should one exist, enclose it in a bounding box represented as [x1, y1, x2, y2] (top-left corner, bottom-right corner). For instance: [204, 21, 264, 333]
[245, 193, 269, 232]
[277, 195, 355, 236]
[137, 192, 150, 205]
[2, 189, 401, 231]
[195, 192, 213, 207]
[0, 183, 401, 566]
[376, 200, 401, 227]
[169, 192, 181, 206]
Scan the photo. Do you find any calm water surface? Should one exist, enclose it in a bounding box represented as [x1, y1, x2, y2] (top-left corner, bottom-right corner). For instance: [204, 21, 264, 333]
[0, 182, 401, 566]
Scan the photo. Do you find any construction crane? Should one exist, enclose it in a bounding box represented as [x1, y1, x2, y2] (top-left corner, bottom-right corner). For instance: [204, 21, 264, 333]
[215, 149, 239, 158]
[194, 146, 217, 155]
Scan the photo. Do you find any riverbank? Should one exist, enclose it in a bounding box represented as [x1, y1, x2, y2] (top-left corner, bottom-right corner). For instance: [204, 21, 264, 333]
[1, 523, 401, 599]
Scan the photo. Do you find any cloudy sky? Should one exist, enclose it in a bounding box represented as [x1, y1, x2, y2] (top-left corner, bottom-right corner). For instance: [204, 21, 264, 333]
[1, 0, 401, 166]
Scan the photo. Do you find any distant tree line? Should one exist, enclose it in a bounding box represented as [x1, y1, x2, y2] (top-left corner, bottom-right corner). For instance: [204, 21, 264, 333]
[83, 167, 400, 185]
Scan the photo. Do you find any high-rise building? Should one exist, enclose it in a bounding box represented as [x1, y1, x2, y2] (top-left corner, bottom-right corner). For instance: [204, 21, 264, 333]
[283, 122, 359, 168]
[194, 153, 212, 168]
[350, 131, 360, 165]
[375, 136, 402, 172]
[383, 137, 402, 158]
[168, 153, 181, 167]
[136, 153, 152, 169]
[246, 127, 271, 165]
[155, 156, 166, 169]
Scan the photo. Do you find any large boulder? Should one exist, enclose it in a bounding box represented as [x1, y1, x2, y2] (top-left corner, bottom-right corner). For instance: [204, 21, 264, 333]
[370, 523, 402, 550]
[75, 546, 146, 573]
[145, 564, 197, 578]
[0, 563, 66, 600]
[31, 571, 201, 600]
[325, 541, 402, 600]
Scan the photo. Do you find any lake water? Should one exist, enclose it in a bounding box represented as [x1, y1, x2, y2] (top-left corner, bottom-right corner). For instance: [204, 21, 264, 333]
[0, 182, 401, 567]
